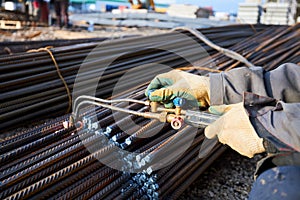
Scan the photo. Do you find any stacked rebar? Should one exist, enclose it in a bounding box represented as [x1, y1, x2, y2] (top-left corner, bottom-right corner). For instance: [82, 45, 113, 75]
[0, 24, 269, 133]
[0, 89, 225, 200]
[0, 38, 112, 56]
[1, 24, 300, 200]
[197, 23, 300, 70]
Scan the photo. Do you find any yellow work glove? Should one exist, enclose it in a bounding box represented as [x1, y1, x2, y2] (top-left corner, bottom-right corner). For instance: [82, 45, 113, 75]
[145, 70, 210, 108]
[205, 103, 265, 158]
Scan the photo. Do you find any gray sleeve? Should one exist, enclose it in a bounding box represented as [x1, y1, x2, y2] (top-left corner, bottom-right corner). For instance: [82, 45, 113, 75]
[210, 63, 300, 105]
[250, 101, 300, 153]
[264, 63, 300, 103]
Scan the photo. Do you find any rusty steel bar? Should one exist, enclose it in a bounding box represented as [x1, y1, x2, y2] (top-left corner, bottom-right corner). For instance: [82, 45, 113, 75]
[0, 25, 269, 132]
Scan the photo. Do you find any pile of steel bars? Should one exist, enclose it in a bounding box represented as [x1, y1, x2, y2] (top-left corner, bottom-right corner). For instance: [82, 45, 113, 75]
[0, 88, 226, 200]
[0, 24, 269, 133]
[0, 37, 115, 56]
[195, 23, 300, 70]
[1, 24, 300, 200]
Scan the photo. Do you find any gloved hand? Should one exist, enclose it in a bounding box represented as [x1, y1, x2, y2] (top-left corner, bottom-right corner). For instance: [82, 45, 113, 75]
[145, 70, 210, 108]
[205, 103, 265, 158]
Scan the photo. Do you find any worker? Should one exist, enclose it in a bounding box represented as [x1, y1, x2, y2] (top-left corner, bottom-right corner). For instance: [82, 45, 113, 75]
[40, 0, 49, 24]
[146, 63, 300, 199]
[53, 0, 69, 28]
[31, 0, 49, 24]
[32, 0, 42, 23]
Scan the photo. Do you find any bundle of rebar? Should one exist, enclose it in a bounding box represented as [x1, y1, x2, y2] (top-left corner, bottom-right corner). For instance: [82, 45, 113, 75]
[0, 38, 113, 56]
[0, 24, 269, 133]
[0, 89, 226, 200]
[1, 24, 300, 200]
[196, 23, 300, 71]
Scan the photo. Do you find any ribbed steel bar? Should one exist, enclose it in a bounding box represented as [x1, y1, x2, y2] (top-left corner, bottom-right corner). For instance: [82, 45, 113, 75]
[111, 119, 150, 144]
[31, 161, 104, 200]
[196, 26, 286, 70]
[73, 171, 121, 200]
[216, 25, 299, 71]
[0, 115, 67, 152]
[0, 144, 90, 199]
[155, 139, 201, 181]
[158, 145, 220, 199]
[0, 37, 116, 56]
[166, 146, 227, 200]
[56, 166, 115, 199]
[0, 132, 93, 197]
[0, 41, 207, 97]
[0, 26, 260, 83]
[145, 133, 206, 183]
[0, 127, 69, 165]
[0, 131, 78, 177]
[1, 130, 91, 181]
[0, 102, 68, 132]
[89, 173, 132, 200]
[0, 53, 185, 128]
[1, 140, 116, 199]
[121, 119, 164, 148]
[117, 135, 204, 199]
[140, 126, 196, 165]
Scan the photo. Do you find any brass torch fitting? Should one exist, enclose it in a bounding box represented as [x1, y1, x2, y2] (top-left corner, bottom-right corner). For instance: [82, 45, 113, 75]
[150, 101, 159, 113]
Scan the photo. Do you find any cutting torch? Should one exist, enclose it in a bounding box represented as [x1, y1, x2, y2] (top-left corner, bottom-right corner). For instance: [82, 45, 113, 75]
[70, 93, 220, 158]
[71, 93, 219, 130]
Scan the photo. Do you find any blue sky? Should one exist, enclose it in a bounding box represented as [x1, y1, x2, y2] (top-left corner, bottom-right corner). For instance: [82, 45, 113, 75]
[161, 0, 245, 13]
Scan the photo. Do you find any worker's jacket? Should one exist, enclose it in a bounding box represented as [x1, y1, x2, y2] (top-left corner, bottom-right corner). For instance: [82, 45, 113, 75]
[209, 63, 300, 176]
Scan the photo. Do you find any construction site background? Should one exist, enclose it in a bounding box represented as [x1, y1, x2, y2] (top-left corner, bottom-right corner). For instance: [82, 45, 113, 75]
[0, 0, 299, 31]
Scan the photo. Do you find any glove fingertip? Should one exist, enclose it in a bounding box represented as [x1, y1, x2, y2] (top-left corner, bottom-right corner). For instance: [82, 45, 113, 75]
[204, 127, 217, 139]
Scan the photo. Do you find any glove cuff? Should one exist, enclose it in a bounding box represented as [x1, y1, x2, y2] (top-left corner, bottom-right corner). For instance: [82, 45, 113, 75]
[216, 103, 266, 158]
